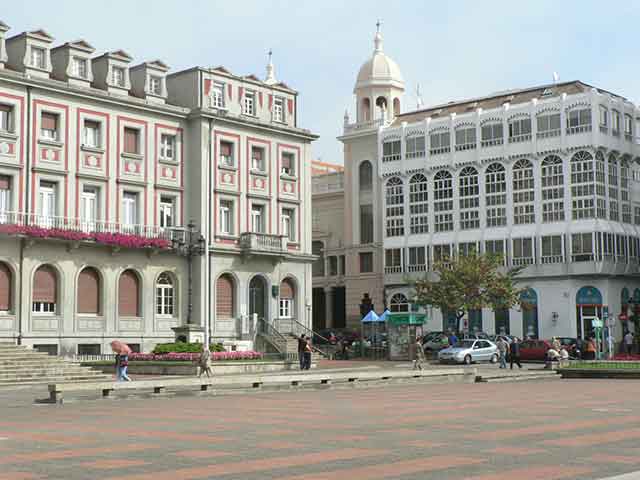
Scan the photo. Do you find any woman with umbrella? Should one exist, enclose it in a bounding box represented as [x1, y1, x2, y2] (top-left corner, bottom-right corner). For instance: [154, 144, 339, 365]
[111, 340, 132, 382]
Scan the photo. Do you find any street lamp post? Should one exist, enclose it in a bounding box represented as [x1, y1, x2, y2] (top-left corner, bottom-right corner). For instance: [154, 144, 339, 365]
[172, 220, 206, 330]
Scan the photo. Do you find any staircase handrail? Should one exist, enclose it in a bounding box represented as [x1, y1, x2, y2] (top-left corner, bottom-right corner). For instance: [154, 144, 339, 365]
[276, 317, 332, 358]
[257, 318, 288, 354]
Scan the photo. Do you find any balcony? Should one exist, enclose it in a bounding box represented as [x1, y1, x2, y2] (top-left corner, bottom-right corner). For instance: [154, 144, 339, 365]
[239, 232, 288, 262]
[343, 118, 386, 135]
[0, 211, 184, 250]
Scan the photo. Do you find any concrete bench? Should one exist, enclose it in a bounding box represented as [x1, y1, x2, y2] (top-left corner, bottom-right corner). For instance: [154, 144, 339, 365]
[46, 367, 473, 403]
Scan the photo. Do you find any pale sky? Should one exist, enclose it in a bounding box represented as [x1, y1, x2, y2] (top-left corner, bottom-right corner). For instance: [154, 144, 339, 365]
[4, 0, 639, 164]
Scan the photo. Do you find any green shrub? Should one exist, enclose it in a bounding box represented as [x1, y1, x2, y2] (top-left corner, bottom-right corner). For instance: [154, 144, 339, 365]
[152, 342, 225, 354]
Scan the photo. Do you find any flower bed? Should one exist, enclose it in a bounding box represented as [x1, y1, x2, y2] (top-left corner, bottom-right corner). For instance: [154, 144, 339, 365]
[0, 223, 171, 249]
[129, 351, 263, 362]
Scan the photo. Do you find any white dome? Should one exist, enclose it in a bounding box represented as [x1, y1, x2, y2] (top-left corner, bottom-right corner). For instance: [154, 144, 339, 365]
[354, 31, 405, 93]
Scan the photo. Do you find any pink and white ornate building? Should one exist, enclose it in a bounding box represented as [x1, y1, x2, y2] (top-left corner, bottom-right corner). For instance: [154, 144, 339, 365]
[0, 22, 316, 355]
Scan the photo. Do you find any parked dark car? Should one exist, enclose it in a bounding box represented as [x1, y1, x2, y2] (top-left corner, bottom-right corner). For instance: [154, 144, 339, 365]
[519, 339, 553, 361]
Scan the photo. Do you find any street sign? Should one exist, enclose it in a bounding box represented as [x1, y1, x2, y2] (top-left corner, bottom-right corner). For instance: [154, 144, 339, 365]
[592, 319, 603, 328]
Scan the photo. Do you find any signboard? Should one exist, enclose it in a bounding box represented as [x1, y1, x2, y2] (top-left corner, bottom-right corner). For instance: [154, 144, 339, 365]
[387, 313, 427, 325]
[592, 318, 603, 328]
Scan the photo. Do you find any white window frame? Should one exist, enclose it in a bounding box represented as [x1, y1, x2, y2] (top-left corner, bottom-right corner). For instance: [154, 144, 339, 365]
[40, 112, 58, 141]
[434, 171, 453, 232]
[31, 46, 45, 69]
[0, 105, 12, 132]
[279, 297, 293, 318]
[281, 208, 295, 242]
[0, 176, 11, 221]
[219, 199, 233, 235]
[485, 163, 507, 227]
[160, 134, 176, 160]
[455, 126, 476, 151]
[83, 119, 101, 149]
[273, 97, 284, 122]
[39, 181, 56, 227]
[243, 91, 256, 116]
[251, 204, 265, 234]
[459, 167, 480, 230]
[156, 274, 175, 317]
[541, 155, 564, 223]
[536, 112, 561, 138]
[219, 141, 235, 168]
[159, 197, 174, 229]
[80, 185, 98, 232]
[72, 56, 88, 78]
[429, 130, 451, 155]
[32, 302, 56, 314]
[513, 159, 535, 225]
[570, 151, 596, 220]
[211, 82, 225, 109]
[409, 174, 428, 234]
[149, 75, 162, 96]
[382, 140, 401, 162]
[112, 66, 126, 87]
[122, 191, 138, 230]
[251, 147, 265, 172]
[385, 177, 404, 237]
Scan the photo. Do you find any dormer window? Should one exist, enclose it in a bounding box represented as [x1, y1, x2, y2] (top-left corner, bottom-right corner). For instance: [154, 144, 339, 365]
[211, 82, 225, 109]
[31, 46, 45, 69]
[273, 97, 284, 122]
[40, 112, 58, 141]
[72, 56, 87, 78]
[112, 66, 126, 87]
[243, 91, 255, 116]
[149, 75, 162, 96]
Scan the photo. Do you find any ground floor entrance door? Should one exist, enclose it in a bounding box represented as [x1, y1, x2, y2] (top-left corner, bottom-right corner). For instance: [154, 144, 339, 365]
[249, 276, 267, 322]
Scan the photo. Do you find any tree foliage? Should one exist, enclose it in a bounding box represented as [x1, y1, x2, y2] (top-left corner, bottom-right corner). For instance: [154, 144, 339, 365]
[411, 253, 525, 332]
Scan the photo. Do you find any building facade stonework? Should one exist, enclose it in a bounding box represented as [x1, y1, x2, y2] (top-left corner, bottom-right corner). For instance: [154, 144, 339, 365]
[332, 27, 640, 340]
[0, 22, 316, 355]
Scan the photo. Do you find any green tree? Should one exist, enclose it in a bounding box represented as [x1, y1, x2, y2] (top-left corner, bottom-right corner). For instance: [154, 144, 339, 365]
[411, 253, 525, 333]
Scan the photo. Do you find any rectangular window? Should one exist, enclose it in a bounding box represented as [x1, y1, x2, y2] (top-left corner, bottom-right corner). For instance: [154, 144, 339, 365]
[0, 104, 12, 132]
[123, 127, 139, 154]
[485, 240, 505, 264]
[72, 57, 88, 78]
[612, 110, 621, 135]
[77, 344, 101, 356]
[384, 248, 402, 274]
[433, 244, 452, 263]
[566, 108, 592, 134]
[407, 246, 426, 272]
[282, 208, 295, 241]
[405, 135, 425, 158]
[599, 106, 608, 128]
[455, 127, 476, 151]
[149, 75, 162, 95]
[211, 82, 225, 108]
[273, 97, 284, 122]
[80, 186, 98, 231]
[122, 192, 138, 228]
[219, 199, 233, 234]
[458, 242, 477, 257]
[359, 252, 373, 273]
[0, 175, 12, 220]
[251, 147, 265, 171]
[541, 235, 563, 263]
[360, 204, 373, 244]
[481, 123, 503, 147]
[625, 114, 633, 139]
[40, 112, 58, 141]
[512, 238, 534, 266]
[382, 140, 401, 162]
[281, 152, 295, 176]
[508, 117, 532, 142]
[537, 113, 561, 138]
[219, 141, 234, 167]
[243, 91, 255, 116]
[339, 255, 346, 275]
[429, 130, 450, 155]
[329, 256, 338, 276]
[31, 46, 45, 69]
[251, 204, 264, 233]
[159, 197, 174, 228]
[160, 134, 176, 160]
[279, 298, 292, 318]
[112, 66, 126, 87]
[83, 120, 101, 148]
[572, 232, 594, 261]
[39, 181, 56, 225]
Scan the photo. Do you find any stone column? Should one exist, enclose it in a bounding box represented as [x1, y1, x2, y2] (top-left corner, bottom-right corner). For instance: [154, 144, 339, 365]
[0, 21, 8, 69]
[325, 287, 334, 329]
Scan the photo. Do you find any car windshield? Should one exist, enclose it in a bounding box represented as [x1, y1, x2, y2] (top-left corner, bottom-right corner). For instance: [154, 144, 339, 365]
[458, 340, 475, 348]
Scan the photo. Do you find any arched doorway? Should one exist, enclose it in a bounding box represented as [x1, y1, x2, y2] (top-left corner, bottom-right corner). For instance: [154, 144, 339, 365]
[249, 276, 267, 322]
[520, 289, 539, 339]
[576, 286, 603, 339]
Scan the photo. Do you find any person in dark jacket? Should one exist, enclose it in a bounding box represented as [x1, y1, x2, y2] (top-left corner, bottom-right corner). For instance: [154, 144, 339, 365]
[510, 337, 522, 369]
[303, 338, 313, 370]
[297, 334, 306, 370]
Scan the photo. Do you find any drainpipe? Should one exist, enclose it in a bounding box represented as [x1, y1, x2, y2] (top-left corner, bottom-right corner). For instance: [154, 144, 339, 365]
[17, 86, 33, 345]
[205, 116, 214, 345]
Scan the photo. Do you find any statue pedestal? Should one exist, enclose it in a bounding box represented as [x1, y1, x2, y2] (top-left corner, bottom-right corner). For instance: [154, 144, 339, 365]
[171, 324, 205, 344]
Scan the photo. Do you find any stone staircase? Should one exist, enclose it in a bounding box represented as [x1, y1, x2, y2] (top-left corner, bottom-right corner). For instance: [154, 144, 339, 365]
[0, 343, 111, 387]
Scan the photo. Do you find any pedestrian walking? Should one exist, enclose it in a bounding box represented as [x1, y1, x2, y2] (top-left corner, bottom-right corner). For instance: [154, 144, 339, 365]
[303, 338, 313, 370]
[624, 331, 634, 355]
[297, 334, 306, 370]
[510, 337, 522, 369]
[341, 338, 349, 360]
[114, 353, 122, 381]
[110, 340, 132, 381]
[118, 354, 132, 381]
[448, 331, 458, 347]
[584, 337, 597, 360]
[496, 337, 509, 369]
[198, 347, 213, 378]
[413, 336, 426, 370]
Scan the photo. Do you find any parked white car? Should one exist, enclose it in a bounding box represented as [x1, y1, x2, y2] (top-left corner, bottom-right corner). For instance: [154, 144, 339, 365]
[438, 339, 499, 365]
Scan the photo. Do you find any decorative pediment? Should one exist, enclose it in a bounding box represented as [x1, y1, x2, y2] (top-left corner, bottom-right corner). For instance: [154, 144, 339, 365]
[212, 65, 231, 74]
[146, 59, 169, 71]
[66, 39, 95, 53]
[110, 50, 133, 62]
[28, 29, 54, 42]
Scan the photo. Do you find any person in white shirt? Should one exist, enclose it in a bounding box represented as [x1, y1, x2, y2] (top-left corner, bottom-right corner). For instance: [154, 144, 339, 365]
[624, 331, 634, 355]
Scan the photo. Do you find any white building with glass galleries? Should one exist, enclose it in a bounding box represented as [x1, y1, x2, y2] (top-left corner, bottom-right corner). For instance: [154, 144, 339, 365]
[340, 28, 640, 339]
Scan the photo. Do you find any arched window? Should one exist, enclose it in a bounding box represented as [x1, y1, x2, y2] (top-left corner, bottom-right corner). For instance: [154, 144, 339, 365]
[608, 154, 619, 221]
[279, 278, 295, 319]
[359, 161, 372, 192]
[434, 170, 453, 232]
[389, 293, 409, 313]
[393, 98, 401, 117]
[570, 151, 595, 220]
[0, 262, 11, 313]
[459, 167, 479, 230]
[481, 121, 503, 147]
[361, 98, 371, 122]
[541, 155, 564, 223]
[485, 163, 506, 227]
[513, 159, 535, 224]
[33, 265, 57, 314]
[312, 241, 325, 277]
[621, 158, 631, 223]
[77, 267, 100, 315]
[409, 173, 428, 234]
[216, 274, 235, 319]
[385, 177, 404, 237]
[156, 272, 175, 317]
[119, 269, 140, 317]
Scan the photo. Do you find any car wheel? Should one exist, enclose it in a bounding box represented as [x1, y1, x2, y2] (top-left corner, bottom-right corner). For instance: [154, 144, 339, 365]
[490, 354, 499, 364]
[464, 355, 472, 365]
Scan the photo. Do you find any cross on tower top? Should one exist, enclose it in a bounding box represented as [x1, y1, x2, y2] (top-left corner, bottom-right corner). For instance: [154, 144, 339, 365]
[376, 19, 382, 33]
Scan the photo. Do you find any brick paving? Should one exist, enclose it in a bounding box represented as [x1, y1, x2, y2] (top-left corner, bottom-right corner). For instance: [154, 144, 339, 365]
[1, 379, 640, 479]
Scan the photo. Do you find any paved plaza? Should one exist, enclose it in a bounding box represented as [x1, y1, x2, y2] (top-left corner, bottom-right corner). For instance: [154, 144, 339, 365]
[0, 378, 639, 479]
